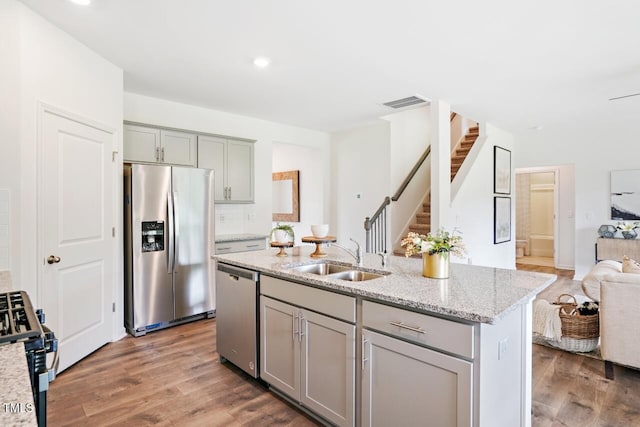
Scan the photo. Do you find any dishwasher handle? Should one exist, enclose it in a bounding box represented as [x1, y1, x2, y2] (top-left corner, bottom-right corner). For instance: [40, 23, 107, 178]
[217, 263, 259, 282]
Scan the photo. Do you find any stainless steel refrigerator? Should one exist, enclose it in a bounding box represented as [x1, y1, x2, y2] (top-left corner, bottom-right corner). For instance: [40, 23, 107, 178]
[124, 163, 215, 337]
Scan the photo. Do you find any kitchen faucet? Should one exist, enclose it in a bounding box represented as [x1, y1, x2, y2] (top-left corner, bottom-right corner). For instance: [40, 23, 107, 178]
[331, 238, 363, 267]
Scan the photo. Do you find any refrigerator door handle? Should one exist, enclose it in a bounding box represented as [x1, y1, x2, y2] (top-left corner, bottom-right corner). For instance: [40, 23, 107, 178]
[167, 191, 175, 274]
[173, 191, 179, 273]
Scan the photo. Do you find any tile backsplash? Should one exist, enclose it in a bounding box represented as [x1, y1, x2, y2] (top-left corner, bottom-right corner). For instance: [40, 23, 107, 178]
[215, 204, 259, 235]
[0, 190, 9, 270]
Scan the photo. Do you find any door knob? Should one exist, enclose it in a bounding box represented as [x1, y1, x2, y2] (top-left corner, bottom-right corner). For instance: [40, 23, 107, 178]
[47, 255, 61, 264]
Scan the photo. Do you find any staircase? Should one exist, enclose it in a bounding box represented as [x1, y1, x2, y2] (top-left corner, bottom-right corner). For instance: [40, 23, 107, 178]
[395, 125, 479, 255]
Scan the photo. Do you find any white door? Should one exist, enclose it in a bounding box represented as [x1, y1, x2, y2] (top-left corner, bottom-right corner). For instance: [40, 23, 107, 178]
[40, 107, 114, 372]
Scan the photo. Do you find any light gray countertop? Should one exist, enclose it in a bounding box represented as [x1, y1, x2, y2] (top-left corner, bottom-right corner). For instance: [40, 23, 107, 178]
[0, 271, 38, 427]
[213, 247, 556, 324]
[215, 233, 268, 243]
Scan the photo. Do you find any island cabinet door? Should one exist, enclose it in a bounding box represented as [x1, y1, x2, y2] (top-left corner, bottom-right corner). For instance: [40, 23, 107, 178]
[300, 310, 355, 427]
[361, 330, 473, 427]
[260, 296, 300, 400]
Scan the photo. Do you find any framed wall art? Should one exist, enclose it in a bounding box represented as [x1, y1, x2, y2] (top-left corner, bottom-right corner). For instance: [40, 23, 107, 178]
[611, 169, 640, 220]
[494, 196, 511, 244]
[494, 146, 511, 194]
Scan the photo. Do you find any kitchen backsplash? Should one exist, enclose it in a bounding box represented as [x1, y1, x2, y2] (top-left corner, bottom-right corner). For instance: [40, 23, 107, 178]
[215, 204, 258, 235]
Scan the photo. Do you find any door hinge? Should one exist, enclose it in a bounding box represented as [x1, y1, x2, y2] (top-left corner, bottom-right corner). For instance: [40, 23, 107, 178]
[112, 151, 118, 162]
[112, 227, 116, 237]
[112, 302, 116, 313]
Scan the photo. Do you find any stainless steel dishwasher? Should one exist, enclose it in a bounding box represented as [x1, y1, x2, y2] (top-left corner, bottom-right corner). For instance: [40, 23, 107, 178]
[216, 262, 260, 378]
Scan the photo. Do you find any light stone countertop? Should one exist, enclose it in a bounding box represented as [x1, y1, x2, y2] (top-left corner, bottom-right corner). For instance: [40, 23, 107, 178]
[213, 246, 557, 324]
[215, 233, 268, 243]
[0, 271, 38, 427]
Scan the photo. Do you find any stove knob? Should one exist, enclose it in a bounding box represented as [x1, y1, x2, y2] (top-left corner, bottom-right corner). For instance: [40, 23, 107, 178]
[36, 309, 45, 324]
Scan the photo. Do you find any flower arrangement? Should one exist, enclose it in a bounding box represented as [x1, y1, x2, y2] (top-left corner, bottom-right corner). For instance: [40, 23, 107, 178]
[400, 228, 466, 259]
[616, 221, 640, 232]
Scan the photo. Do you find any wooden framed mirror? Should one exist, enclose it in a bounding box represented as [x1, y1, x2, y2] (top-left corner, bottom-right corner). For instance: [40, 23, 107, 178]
[272, 170, 300, 222]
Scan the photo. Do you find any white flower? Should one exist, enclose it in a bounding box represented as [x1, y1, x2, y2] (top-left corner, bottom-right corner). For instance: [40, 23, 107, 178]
[421, 241, 433, 253]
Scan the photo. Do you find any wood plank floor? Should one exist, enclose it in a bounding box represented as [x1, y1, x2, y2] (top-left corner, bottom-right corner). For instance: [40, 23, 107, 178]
[48, 319, 318, 426]
[49, 274, 640, 426]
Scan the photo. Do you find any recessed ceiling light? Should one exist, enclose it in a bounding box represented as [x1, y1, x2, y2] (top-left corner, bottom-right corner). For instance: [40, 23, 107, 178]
[253, 57, 270, 68]
[69, 0, 91, 5]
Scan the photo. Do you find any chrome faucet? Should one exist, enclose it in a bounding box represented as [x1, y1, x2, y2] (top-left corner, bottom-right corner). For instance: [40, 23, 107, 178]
[331, 238, 363, 267]
[377, 251, 388, 268]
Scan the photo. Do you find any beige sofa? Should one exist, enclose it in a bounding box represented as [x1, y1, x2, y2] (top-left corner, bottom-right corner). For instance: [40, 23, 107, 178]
[582, 260, 640, 379]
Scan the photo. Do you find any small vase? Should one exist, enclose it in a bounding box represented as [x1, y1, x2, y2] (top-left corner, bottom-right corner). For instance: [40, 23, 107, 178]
[422, 252, 450, 279]
[274, 229, 290, 243]
[622, 230, 637, 239]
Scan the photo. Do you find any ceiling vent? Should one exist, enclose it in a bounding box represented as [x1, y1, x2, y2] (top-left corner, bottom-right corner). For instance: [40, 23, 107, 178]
[383, 96, 429, 109]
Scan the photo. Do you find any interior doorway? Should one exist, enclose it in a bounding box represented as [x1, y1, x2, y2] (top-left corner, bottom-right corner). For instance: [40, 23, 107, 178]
[515, 169, 557, 269]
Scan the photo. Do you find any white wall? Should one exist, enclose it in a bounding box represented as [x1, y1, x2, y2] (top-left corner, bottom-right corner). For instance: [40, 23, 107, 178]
[450, 123, 515, 269]
[0, 1, 21, 273]
[514, 123, 624, 279]
[272, 142, 326, 245]
[331, 121, 391, 247]
[2, 2, 124, 317]
[124, 92, 331, 239]
[382, 107, 431, 247]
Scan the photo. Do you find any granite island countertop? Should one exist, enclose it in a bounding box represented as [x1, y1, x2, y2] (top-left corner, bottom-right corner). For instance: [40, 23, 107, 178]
[213, 247, 556, 324]
[0, 271, 38, 427]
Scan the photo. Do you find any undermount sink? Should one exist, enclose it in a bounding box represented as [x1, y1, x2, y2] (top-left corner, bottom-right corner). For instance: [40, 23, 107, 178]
[327, 270, 386, 282]
[290, 262, 352, 276]
[288, 262, 388, 282]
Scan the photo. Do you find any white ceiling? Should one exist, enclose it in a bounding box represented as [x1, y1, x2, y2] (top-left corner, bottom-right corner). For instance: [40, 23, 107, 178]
[19, 0, 640, 134]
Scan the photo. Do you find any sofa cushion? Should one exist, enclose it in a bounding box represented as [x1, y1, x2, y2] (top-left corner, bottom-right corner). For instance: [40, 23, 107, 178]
[622, 255, 640, 274]
[581, 260, 622, 301]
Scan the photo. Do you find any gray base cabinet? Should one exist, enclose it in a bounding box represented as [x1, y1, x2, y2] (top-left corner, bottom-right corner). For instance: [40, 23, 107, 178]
[361, 329, 472, 427]
[260, 275, 356, 427]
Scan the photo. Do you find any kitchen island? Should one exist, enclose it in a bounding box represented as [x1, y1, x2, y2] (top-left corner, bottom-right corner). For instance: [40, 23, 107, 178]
[214, 247, 556, 427]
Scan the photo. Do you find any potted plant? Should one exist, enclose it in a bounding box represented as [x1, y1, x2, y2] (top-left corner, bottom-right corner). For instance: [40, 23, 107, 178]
[270, 223, 295, 243]
[616, 221, 640, 239]
[400, 228, 466, 278]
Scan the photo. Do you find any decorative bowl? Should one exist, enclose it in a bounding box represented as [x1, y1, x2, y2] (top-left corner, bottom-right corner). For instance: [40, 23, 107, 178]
[311, 224, 329, 238]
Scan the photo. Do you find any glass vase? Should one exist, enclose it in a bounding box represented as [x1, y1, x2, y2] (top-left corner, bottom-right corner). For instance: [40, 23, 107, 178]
[422, 252, 450, 279]
[622, 230, 637, 239]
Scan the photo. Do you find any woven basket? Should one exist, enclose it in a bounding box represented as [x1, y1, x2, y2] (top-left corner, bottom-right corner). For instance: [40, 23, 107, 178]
[552, 294, 600, 352]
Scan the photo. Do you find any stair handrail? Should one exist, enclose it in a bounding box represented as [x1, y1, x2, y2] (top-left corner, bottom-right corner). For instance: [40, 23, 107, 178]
[391, 146, 431, 202]
[364, 196, 391, 253]
[364, 112, 458, 253]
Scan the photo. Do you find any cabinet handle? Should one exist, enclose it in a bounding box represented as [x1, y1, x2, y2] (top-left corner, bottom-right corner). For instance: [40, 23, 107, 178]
[161, 147, 165, 162]
[362, 334, 369, 371]
[228, 187, 231, 199]
[389, 321, 426, 334]
[298, 313, 305, 342]
[292, 311, 298, 342]
[155, 147, 160, 161]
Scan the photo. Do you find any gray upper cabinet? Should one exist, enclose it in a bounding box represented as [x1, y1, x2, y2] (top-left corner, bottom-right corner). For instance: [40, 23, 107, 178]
[198, 135, 254, 203]
[124, 124, 196, 166]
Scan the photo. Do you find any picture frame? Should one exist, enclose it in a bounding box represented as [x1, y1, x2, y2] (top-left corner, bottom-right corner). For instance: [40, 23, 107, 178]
[611, 169, 640, 220]
[494, 196, 511, 244]
[493, 146, 511, 194]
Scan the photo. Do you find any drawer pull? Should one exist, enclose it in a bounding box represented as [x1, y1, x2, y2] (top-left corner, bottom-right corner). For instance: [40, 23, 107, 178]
[362, 335, 369, 371]
[217, 246, 232, 250]
[389, 321, 426, 334]
[246, 244, 261, 248]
